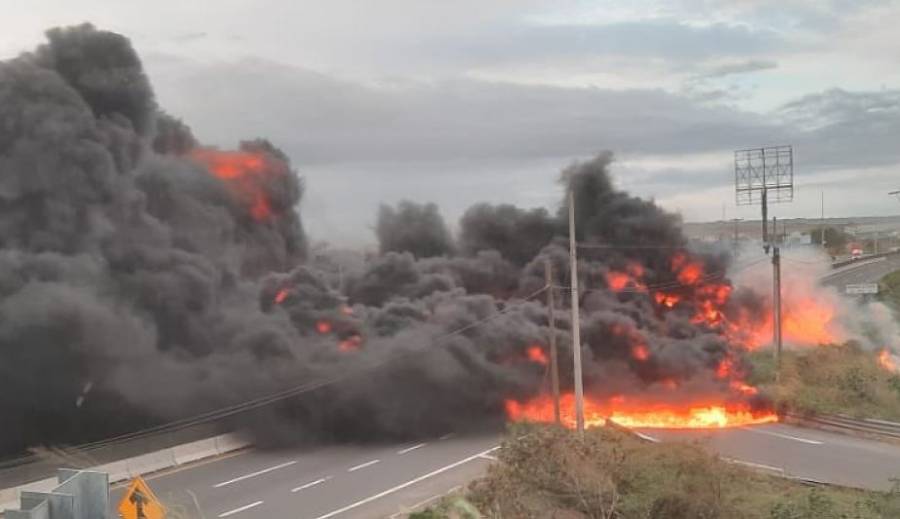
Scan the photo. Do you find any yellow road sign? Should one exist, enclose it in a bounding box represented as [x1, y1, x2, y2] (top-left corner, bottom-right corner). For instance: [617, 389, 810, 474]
[118, 476, 165, 519]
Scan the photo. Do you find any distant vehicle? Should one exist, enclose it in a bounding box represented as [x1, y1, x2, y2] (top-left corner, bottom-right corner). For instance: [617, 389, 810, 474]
[851, 248, 863, 259]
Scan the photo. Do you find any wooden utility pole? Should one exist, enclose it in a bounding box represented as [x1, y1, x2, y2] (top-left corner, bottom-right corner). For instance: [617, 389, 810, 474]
[568, 190, 585, 437]
[545, 260, 561, 425]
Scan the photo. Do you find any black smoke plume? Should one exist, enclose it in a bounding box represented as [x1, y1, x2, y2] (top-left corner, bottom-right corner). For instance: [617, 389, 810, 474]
[1, 24, 763, 456]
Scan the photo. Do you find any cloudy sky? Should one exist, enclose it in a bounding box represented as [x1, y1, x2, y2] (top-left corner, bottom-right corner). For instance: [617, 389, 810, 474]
[3, 0, 900, 245]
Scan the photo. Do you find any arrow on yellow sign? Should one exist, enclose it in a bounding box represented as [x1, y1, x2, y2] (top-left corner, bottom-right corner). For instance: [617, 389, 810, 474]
[118, 476, 166, 519]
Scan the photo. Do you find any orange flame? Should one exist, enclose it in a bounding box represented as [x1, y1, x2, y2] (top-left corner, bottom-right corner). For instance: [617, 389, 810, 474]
[631, 344, 650, 361]
[316, 320, 332, 334]
[654, 292, 680, 308]
[339, 334, 362, 352]
[606, 271, 631, 292]
[274, 288, 290, 304]
[879, 349, 897, 372]
[526, 345, 549, 365]
[605, 270, 646, 292]
[677, 262, 703, 285]
[191, 149, 279, 221]
[505, 394, 777, 429]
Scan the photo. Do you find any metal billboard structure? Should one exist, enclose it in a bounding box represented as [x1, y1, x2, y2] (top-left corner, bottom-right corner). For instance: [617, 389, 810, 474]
[734, 145, 794, 251]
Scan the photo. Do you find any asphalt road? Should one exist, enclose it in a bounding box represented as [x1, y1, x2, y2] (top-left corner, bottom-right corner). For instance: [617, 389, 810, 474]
[108, 432, 498, 519]
[635, 423, 900, 491]
[106, 421, 900, 518]
[821, 254, 900, 289]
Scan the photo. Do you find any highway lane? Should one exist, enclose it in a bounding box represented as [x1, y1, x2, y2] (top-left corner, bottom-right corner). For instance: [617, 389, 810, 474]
[821, 254, 900, 289]
[106, 421, 900, 518]
[635, 422, 900, 491]
[108, 433, 499, 519]
[99, 256, 900, 517]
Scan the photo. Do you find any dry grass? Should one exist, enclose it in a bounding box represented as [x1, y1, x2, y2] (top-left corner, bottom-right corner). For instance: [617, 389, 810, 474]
[747, 342, 900, 421]
[416, 423, 900, 518]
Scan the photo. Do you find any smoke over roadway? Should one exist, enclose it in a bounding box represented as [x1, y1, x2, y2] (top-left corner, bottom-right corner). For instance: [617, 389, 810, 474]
[0, 24, 893, 455]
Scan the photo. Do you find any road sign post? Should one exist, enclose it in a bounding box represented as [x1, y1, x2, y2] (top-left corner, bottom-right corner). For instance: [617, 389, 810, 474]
[118, 477, 166, 519]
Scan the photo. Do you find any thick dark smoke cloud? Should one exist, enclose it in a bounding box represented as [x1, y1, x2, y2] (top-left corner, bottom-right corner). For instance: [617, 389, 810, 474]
[0, 24, 308, 455]
[376, 201, 454, 258]
[1, 24, 758, 456]
[459, 203, 558, 266]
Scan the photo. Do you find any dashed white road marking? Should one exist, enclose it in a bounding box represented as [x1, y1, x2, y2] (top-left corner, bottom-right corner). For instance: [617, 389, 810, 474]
[742, 427, 824, 445]
[312, 445, 500, 519]
[397, 443, 427, 455]
[439, 433, 454, 441]
[477, 453, 498, 461]
[291, 476, 332, 492]
[347, 459, 381, 472]
[218, 500, 263, 517]
[213, 460, 297, 488]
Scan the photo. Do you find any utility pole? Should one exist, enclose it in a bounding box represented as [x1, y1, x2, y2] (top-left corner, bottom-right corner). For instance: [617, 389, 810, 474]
[820, 191, 826, 249]
[544, 260, 561, 425]
[772, 230, 783, 384]
[568, 189, 585, 437]
[731, 218, 742, 258]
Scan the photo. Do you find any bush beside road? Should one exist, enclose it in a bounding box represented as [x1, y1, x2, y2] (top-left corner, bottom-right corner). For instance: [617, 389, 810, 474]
[415, 424, 900, 518]
[747, 343, 900, 422]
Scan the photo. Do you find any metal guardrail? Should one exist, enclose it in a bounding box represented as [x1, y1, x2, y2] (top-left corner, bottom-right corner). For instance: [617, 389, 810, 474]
[784, 412, 900, 441]
[831, 250, 900, 269]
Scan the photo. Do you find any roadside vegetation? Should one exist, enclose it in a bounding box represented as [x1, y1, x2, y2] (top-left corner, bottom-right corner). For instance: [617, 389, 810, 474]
[413, 423, 900, 518]
[879, 270, 900, 313]
[746, 342, 900, 421]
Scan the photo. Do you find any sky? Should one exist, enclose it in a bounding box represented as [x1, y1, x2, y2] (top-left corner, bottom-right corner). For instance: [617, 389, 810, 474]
[3, 0, 900, 246]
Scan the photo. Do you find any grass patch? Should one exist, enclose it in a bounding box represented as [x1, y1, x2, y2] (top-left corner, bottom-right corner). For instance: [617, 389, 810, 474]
[418, 423, 900, 518]
[879, 270, 900, 314]
[746, 343, 900, 421]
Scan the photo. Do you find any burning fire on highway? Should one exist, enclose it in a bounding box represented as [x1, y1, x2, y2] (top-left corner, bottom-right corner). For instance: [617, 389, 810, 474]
[3, 23, 898, 454]
[505, 394, 778, 429]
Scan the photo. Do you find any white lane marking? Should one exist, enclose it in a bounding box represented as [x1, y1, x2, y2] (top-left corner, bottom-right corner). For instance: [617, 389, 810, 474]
[439, 433, 454, 441]
[478, 453, 498, 461]
[218, 500, 263, 517]
[213, 460, 297, 488]
[634, 431, 660, 443]
[742, 427, 824, 445]
[291, 476, 332, 493]
[347, 459, 381, 472]
[397, 443, 427, 455]
[312, 445, 500, 519]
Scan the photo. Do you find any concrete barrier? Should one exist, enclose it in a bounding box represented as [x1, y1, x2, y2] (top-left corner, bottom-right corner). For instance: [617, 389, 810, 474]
[1, 432, 252, 514]
[173, 438, 220, 466]
[91, 460, 129, 484]
[125, 449, 177, 478]
[214, 434, 250, 456]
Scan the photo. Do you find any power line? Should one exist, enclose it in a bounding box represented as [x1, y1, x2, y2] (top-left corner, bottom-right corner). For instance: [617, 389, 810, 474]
[48, 286, 551, 453]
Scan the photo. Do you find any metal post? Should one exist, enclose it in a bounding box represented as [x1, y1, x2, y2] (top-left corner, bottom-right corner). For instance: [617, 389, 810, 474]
[568, 189, 585, 437]
[773, 216, 778, 246]
[762, 188, 769, 254]
[762, 149, 769, 254]
[773, 245, 783, 383]
[731, 218, 742, 258]
[545, 260, 561, 425]
[821, 191, 826, 248]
